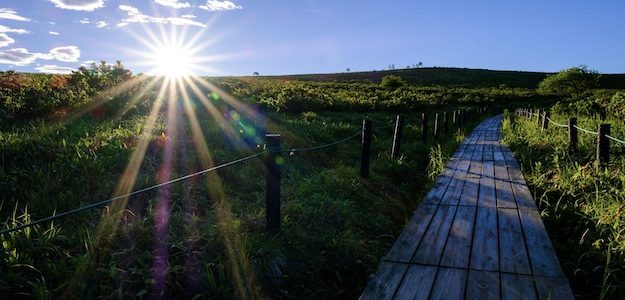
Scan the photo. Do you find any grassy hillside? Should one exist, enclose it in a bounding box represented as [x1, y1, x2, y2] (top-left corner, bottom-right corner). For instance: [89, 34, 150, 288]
[244, 67, 625, 89]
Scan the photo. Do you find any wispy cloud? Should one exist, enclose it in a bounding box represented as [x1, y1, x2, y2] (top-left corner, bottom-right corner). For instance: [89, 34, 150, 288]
[155, 0, 191, 9]
[48, 0, 105, 11]
[118, 5, 206, 27]
[0, 33, 15, 48]
[0, 25, 30, 34]
[35, 64, 76, 74]
[0, 8, 31, 21]
[0, 48, 40, 65]
[77, 18, 109, 28]
[49, 31, 60, 35]
[46, 46, 81, 62]
[0, 45, 82, 66]
[199, 1, 242, 11]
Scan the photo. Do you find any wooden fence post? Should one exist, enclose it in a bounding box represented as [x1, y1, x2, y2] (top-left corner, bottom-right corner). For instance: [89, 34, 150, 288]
[542, 111, 549, 130]
[597, 124, 610, 166]
[391, 115, 403, 159]
[536, 109, 541, 126]
[568, 118, 578, 150]
[265, 134, 282, 232]
[421, 113, 428, 142]
[529, 109, 533, 119]
[443, 111, 448, 134]
[434, 113, 440, 139]
[361, 119, 372, 178]
[452, 110, 458, 127]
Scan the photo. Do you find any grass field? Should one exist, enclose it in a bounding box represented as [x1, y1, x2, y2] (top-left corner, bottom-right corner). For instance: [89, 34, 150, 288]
[0, 78, 486, 298]
[502, 111, 625, 299]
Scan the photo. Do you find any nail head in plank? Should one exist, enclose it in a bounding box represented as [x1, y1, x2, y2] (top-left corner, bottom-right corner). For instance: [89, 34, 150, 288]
[466, 270, 501, 300]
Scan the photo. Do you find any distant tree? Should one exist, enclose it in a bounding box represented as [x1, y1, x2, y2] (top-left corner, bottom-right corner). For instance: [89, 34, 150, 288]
[346, 68, 350, 72]
[538, 65, 599, 100]
[253, 72, 259, 76]
[417, 62, 423, 68]
[380, 75, 405, 89]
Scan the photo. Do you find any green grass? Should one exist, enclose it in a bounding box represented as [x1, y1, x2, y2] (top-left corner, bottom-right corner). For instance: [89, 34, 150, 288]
[1, 90, 484, 298]
[502, 111, 625, 299]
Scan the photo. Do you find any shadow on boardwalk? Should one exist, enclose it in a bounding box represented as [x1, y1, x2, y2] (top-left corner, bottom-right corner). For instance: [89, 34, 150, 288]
[360, 115, 574, 300]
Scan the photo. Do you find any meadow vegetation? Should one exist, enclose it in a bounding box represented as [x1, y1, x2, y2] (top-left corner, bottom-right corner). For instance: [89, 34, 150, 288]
[1, 64, 625, 298]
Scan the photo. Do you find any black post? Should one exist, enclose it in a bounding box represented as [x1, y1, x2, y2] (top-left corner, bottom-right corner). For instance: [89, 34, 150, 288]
[597, 124, 610, 166]
[391, 115, 404, 159]
[443, 111, 448, 134]
[434, 113, 440, 139]
[568, 118, 578, 151]
[361, 119, 372, 178]
[542, 111, 549, 130]
[421, 113, 428, 142]
[265, 134, 282, 232]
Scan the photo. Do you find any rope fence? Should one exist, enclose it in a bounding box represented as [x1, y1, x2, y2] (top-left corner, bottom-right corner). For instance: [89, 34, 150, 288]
[3, 107, 491, 235]
[516, 108, 625, 166]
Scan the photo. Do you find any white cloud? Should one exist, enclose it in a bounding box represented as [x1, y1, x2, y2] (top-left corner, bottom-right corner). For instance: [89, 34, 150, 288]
[118, 5, 206, 27]
[0, 33, 15, 48]
[81, 60, 96, 67]
[77, 18, 109, 28]
[49, 31, 60, 35]
[48, 0, 105, 11]
[49, 21, 56, 25]
[79, 18, 91, 24]
[0, 8, 31, 21]
[181, 14, 196, 19]
[155, 0, 191, 9]
[47, 46, 81, 62]
[0, 25, 30, 34]
[199, 1, 242, 11]
[0, 48, 40, 65]
[96, 21, 108, 28]
[35, 64, 76, 74]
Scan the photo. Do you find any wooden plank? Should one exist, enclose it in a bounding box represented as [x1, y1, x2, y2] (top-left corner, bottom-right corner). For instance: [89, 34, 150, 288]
[512, 182, 536, 210]
[412, 205, 457, 265]
[466, 270, 500, 300]
[534, 276, 574, 300]
[508, 164, 525, 183]
[501, 273, 537, 300]
[429, 267, 467, 300]
[518, 209, 564, 277]
[459, 175, 480, 206]
[470, 207, 499, 271]
[393, 265, 437, 300]
[441, 160, 470, 205]
[384, 204, 438, 262]
[471, 144, 484, 161]
[478, 161, 497, 207]
[494, 144, 506, 162]
[441, 206, 477, 268]
[498, 208, 531, 274]
[483, 144, 494, 161]
[360, 262, 407, 300]
[495, 160, 517, 208]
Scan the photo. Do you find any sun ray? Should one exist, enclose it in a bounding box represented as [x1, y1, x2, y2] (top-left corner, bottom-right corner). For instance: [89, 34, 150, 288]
[176, 77, 259, 299]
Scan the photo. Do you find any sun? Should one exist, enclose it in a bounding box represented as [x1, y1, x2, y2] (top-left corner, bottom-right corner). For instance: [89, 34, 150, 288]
[153, 44, 194, 77]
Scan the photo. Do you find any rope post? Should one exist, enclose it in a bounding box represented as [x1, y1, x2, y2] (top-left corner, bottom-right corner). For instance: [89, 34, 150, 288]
[361, 119, 372, 178]
[597, 124, 610, 166]
[265, 134, 282, 232]
[443, 111, 448, 134]
[391, 115, 404, 159]
[542, 111, 549, 130]
[452, 110, 458, 127]
[421, 113, 428, 142]
[529, 109, 533, 119]
[535, 109, 540, 124]
[434, 113, 440, 139]
[568, 118, 578, 151]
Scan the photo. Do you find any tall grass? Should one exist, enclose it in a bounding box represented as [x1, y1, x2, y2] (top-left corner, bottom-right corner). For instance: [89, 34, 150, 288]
[1, 95, 483, 298]
[502, 110, 625, 299]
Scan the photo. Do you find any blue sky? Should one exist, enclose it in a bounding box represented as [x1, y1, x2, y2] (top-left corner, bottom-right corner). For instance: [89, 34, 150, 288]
[1, 0, 624, 75]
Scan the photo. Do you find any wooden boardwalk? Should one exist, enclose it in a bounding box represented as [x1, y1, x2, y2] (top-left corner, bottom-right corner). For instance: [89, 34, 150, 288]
[361, 116, 573, 300]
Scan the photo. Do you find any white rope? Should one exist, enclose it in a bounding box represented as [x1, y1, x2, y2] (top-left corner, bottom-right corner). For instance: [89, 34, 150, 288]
[546, 116, 569, 128]
[573, 125, 599, 135]
[605, 134, 625, 145]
